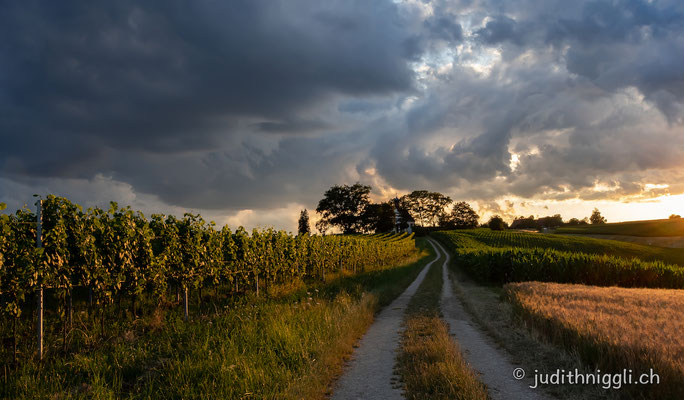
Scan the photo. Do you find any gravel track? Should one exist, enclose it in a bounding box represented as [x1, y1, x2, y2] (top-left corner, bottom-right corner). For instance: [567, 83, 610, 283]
[332, 239, 551, 400]
[430, 238, 550, 400]
[330, 248, 440, 400]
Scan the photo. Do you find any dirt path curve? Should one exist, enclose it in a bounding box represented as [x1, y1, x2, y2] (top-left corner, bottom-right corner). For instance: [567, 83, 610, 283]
[331, 248, 440, 400]
[429, 238, 550, 400]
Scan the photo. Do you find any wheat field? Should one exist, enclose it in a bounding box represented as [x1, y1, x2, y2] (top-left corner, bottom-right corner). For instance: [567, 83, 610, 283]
[505, 282, 684, 398]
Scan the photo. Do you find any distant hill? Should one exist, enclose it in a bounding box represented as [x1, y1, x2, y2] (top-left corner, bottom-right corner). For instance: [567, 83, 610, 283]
[555, 218, 684, 237]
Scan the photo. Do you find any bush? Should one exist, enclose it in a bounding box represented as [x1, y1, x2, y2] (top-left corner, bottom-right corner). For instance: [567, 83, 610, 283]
[487, 215, 506, 231]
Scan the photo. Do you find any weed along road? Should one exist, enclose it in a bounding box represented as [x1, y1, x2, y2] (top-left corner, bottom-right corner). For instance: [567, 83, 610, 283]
[331, 247, 439, 400]
[430, 238, 549, 400]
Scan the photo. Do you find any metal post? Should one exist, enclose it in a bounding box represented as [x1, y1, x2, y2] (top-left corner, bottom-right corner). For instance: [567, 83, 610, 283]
[36, 199, 43, 360]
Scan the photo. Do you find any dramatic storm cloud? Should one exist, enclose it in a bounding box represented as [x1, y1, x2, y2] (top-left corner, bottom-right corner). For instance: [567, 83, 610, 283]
[2, 0, 684, 228]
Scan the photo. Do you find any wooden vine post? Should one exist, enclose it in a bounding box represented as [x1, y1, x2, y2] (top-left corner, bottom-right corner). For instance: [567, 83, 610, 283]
[36, 199, 43, 360]
[184, 287, 189, 321]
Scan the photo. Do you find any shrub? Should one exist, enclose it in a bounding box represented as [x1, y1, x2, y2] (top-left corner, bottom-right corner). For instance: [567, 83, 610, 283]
[487, 215, 506, 231]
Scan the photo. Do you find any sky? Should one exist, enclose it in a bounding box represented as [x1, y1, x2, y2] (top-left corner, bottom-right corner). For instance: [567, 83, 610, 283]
[2, 0, 684, 232]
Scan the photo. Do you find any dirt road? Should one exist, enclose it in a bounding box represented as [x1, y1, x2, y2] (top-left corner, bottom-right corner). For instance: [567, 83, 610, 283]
[430, 238, 550, 400]
[330, 248, 439, 400]
[332, 239, 551, 399]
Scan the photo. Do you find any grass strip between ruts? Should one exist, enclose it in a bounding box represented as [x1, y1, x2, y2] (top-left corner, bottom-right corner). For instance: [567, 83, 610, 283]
[397, 243, 489, 400]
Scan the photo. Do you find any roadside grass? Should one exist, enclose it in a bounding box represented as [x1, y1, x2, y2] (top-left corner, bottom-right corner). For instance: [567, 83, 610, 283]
[444, 263, 611, 399]
[505, 282, 684, 399]
[397, 244, 489, 400]
[555, 218, 684, 237]
[1, 241, 431, 400]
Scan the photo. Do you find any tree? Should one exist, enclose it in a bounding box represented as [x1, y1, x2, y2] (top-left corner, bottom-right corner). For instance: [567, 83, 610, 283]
[510, 216, 536, 229]
[443, 201, 479, 229]
[537, 214, 563, 229]
[316, 183, 371, 234]
[298, 209, 311, 235]
[590, 208, 607, 225]
[315, 219, 329, 236]
[360, 202, 395, 234]
[670, 214, 681, 219]
[488, 215, 506, 231]
[401, 190, 452, 227]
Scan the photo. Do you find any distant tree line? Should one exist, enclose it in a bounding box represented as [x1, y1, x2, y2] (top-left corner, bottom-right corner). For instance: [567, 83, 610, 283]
[510, 214, 566, 230]
[509, 208, 607, 231]
[308, 184, 482, 234]
[304, 183, 630, 234]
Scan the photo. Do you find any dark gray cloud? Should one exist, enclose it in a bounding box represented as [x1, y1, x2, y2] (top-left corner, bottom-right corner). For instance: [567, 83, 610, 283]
[0, 0, 419, 172]
[476, 16, 524, 45]
[0, 0, 429, 212]
[2, 0, 684, 228]
[424, 14, 463, 43]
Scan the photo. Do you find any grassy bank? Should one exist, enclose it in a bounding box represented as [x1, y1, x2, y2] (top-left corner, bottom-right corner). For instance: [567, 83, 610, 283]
[397, 244, 488, 400]
[505, 282, 684, 399]
[2, 243, 431, 399]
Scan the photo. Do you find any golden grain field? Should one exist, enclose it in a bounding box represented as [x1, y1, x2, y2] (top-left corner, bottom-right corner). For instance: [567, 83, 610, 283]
[505, 282, 684, 398]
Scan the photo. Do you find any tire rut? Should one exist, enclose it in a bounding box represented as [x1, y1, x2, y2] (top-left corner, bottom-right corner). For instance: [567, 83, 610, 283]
[429, 238, 550, 400]
[330, 249, 441, 400]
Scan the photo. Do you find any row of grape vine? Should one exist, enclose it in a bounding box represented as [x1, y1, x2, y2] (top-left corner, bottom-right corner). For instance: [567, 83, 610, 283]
[0, 196, 416, 361]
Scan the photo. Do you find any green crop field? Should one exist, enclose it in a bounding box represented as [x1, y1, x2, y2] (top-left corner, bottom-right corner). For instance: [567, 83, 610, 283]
[441, 228, 684, 266]
[555, 218, 684, 237]
[433, 229, 684, 288]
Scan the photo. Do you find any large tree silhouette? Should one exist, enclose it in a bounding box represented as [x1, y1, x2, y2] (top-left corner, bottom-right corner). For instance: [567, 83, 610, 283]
[316, 183, 371, 234]
[400, 190, 452, 227]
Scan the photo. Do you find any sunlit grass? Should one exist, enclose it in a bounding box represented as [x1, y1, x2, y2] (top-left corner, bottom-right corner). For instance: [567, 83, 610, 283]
[397, 246, 488, 400]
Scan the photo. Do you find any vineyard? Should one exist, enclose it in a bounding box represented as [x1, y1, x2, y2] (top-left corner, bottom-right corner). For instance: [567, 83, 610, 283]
[0, 195, 416, 364]
[433, 229, 684, 288]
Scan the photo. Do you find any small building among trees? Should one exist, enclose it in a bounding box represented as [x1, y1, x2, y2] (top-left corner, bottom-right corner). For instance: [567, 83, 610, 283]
[392, 198, 414, 234]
